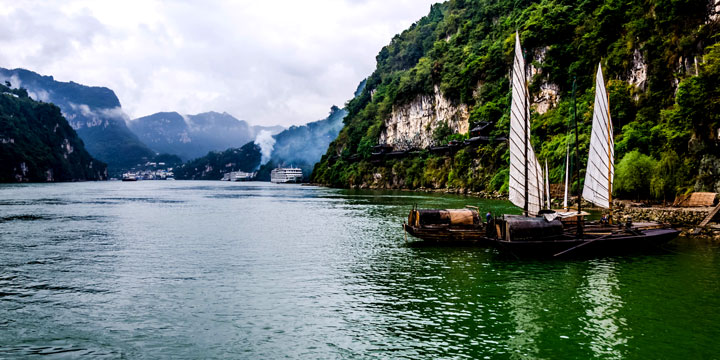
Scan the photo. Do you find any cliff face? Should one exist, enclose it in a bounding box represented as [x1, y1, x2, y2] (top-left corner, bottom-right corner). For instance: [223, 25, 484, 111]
[0, 84, 106, 182]
[379, 86, 468, 150]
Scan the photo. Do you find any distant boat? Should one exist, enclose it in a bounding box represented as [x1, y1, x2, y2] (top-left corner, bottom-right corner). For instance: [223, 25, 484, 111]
[270, 167, 303, 183]
[234, 171, 255, 181]
[222, 171, 256, 181]
[121, 173, 137, 181]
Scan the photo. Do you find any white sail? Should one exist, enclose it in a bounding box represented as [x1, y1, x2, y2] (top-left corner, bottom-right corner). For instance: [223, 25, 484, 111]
[582, 63, 614, 209]
[508, 32, 543, 216]
[545, 159, 550, 209]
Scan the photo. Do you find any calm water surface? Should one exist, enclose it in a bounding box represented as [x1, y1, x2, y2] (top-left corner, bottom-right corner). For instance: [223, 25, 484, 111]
[0, 181, 718, 359]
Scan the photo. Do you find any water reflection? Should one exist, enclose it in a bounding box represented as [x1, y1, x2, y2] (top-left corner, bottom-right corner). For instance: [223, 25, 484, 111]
[0, 182, 718, 359]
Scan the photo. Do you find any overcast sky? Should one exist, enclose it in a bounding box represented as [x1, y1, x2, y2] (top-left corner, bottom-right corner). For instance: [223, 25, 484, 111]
[0, 0, 441, 127]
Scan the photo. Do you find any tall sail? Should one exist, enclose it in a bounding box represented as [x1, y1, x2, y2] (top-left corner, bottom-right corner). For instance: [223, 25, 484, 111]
[508, 32, 543, 216]
[582, 63, 614, 209]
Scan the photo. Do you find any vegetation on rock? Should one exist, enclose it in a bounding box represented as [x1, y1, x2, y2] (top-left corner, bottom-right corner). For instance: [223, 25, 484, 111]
[312, 0, 719, 199]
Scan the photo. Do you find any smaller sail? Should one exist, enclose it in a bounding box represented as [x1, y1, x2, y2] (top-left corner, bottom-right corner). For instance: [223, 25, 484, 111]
[582, 63, 614, 209]
[545, 159, 550, 209]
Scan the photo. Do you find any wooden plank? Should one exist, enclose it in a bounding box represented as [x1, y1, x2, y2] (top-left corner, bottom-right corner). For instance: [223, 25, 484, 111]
[691, 203, 720, 234]
[699, 203, 720, 228]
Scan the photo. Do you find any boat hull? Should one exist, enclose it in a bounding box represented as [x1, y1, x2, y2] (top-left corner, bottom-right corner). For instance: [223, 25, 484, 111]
[493, 228, 680, 257]
[403, 224, 489, 244]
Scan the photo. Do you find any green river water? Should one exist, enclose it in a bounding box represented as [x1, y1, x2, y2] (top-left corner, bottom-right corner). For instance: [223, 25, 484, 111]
[0, 181, 718, 359]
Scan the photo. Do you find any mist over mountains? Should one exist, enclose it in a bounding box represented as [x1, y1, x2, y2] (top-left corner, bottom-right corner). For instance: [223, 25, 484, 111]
[128, 111, 283, 161]
[0, 67, 155, 172]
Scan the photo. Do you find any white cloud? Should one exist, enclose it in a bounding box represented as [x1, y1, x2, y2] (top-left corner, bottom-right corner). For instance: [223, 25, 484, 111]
[0, 0, 441, 127]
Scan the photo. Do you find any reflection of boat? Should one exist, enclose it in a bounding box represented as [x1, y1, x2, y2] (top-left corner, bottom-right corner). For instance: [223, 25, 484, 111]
[489, 33, 679, 257]
[270, 167, 303, 183]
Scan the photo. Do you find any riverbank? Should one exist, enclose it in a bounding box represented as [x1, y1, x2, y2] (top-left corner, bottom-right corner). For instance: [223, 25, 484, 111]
[612, 201, 720, 240]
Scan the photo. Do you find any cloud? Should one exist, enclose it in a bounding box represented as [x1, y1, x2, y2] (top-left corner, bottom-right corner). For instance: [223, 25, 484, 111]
[0, 0, 440, 127]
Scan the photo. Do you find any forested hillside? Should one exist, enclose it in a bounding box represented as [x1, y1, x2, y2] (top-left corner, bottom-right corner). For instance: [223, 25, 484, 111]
[312, 0, 719, 200]
[0, 83, 106, 182]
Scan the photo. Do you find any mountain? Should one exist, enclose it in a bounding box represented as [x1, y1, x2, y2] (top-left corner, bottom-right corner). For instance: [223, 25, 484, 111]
[173, 141, 261, 180]
[0, 82, 106, 182]
[128, 111, 284, 161]
[312, 0, 720, 199]
[0, 68, 155, 173]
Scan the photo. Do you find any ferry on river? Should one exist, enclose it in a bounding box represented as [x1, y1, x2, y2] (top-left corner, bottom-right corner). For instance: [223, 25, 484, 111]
[270, 167, 303, 183]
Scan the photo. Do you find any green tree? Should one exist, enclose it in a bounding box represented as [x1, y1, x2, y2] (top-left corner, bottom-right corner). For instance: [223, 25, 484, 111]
[650, 150, 679, 203]
[614, 150, 657, 200]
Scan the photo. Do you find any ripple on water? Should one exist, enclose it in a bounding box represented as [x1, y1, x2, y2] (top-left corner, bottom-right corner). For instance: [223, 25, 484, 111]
[0, 182, 718, 359]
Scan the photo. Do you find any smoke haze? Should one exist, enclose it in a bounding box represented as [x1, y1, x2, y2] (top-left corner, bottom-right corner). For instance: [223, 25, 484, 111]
[254, 130, 276, 165]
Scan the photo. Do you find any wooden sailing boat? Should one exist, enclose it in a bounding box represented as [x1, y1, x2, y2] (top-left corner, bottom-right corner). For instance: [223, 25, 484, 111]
[490, 56, 679, 256]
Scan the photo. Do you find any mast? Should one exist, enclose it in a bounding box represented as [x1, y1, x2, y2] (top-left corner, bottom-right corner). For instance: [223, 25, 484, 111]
[524, 55, 529, 217]
[607, 90, 614, 224]
[572, 77, 582, 236]
[563, 146, 569, 210]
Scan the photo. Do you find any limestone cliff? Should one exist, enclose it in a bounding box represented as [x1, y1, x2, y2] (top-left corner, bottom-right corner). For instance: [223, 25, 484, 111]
[378, 86, 468, 150]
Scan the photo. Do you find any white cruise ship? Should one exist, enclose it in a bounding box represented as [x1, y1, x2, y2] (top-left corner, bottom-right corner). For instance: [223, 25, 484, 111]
[270, 167, 303, 183]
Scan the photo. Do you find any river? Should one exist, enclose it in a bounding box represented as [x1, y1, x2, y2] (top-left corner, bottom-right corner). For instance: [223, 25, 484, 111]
[0, 181, 718, 359]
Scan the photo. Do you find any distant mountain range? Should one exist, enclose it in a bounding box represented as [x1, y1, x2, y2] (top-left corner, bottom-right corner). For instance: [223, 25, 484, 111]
[0, 82, 106, 182]
[0, 67, 155, 172]
[0, 66, 361, 182]
[128, 111, 283, 161]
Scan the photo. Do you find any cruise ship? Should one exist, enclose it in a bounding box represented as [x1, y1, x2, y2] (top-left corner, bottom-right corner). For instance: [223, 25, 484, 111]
[270, 167, 303, 183]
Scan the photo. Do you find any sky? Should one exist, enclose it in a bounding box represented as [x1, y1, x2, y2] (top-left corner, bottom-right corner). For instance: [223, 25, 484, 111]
[0, 0, 440, 127]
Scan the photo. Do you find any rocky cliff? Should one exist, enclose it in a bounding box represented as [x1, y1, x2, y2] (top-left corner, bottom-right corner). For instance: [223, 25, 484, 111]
[378, 85, 468, 150]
